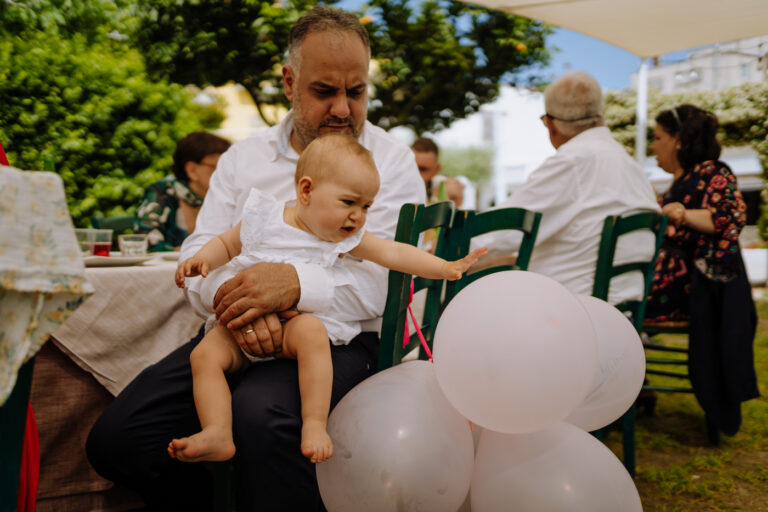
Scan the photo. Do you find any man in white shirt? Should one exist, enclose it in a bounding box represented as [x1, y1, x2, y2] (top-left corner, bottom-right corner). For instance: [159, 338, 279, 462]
[476, 72, 660, 305]
[86, 7, 424, 511]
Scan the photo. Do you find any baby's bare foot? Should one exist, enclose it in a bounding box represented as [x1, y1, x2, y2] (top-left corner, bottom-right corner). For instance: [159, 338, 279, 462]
[168, 426, 236, 463]
[301, 419, 333, 463]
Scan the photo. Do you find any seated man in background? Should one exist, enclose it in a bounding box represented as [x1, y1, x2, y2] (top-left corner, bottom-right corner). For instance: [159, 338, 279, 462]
[135, 131, 231, 251]
[412, 136, 464, 207]
[474, 71, 660, 305]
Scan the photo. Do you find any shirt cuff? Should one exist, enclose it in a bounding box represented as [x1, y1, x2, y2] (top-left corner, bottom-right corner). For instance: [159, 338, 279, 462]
[198, 266, 239, 314]
[294, 262, 333, 313]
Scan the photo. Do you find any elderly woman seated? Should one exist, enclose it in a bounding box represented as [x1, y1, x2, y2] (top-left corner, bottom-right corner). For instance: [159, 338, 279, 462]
[135, 132, 230, 251]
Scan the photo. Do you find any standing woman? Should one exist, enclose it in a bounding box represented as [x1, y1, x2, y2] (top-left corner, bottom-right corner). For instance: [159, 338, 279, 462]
[646, 104, 759, 442]
[135, 132, 231, 251]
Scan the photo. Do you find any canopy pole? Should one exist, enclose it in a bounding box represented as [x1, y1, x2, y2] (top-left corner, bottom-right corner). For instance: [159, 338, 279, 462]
[634, 58, 649, 164]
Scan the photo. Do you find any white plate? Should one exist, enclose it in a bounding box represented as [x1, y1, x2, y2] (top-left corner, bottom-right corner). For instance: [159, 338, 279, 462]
[160, 252, 181, 261]
[84, 253, 154, 267]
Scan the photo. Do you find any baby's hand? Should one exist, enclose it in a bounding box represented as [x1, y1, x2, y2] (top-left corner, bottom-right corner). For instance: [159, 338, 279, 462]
[174, 257, 210, 288]
[444, 246, 488, 280]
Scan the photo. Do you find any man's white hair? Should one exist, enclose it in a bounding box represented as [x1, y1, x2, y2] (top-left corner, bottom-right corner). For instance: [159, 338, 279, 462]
[544, 72, 604, 138]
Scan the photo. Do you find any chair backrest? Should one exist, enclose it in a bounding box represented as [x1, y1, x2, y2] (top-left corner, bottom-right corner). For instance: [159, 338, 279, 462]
[591, 211, 668, 332]
[378, 202, 455, 370]
[378, 204, 542, 370]
[445, 207, 542, 302]
[91, 215, 135, 232]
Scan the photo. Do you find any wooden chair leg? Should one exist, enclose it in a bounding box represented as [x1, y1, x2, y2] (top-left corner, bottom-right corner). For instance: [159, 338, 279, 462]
[621, 404, 636, 477]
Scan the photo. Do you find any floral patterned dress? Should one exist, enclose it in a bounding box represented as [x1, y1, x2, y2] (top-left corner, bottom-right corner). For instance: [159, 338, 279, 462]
[134, 176, 203, 252]
[645, 160, 748, 321]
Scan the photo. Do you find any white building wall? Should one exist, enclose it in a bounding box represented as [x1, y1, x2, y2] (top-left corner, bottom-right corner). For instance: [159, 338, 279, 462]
[632, 36, 768, 93]
[428, 86, 555, 209]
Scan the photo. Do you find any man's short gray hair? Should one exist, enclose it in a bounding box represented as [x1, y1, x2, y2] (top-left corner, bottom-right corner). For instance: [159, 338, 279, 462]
[287, 6, 371, 75]
[544, 72, 604, 138]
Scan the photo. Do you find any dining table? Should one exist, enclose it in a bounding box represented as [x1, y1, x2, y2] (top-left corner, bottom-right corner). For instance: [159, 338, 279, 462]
[30, 252, 203, 512]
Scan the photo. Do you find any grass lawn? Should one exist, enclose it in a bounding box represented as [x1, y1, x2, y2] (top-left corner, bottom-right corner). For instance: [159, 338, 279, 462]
[603, 295, 768, 511]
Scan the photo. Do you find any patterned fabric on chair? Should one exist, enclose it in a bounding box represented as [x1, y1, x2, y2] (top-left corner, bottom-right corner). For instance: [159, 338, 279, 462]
[0, 163, 93, 509]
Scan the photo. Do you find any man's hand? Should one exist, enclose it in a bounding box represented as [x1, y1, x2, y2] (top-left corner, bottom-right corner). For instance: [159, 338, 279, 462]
[231, 309, 299, 358]
[214, 262, 301, 329]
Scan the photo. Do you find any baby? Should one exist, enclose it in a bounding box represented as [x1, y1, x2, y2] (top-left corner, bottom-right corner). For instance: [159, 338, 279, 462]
[170, 134, 486, 464]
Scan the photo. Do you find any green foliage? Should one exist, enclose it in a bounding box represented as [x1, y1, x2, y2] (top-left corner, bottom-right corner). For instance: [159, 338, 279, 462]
[129, 0, 551, 133]
[605, 83, 768, 238]
[131, 0, 312, 114]
[364, 0, 551, 133]
[0, 0, 137, 41]
[440, 146, 493, 183]
[0, 31, 213, 226]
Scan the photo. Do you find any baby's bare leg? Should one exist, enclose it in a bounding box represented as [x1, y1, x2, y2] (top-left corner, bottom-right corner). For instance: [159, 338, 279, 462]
[281, 314, 334, 463]
[168, 325, 248, 463]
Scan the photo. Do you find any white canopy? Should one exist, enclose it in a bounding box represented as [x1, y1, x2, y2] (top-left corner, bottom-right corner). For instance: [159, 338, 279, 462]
[467, 0, 768, 58]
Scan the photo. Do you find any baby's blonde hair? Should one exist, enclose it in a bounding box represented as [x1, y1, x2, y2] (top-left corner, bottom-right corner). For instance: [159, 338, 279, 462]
[295, 134, 379, 188]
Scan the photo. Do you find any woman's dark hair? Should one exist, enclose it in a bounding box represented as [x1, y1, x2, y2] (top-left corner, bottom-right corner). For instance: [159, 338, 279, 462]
[655, 104, 721, 175]
[172, 132, 231, 183]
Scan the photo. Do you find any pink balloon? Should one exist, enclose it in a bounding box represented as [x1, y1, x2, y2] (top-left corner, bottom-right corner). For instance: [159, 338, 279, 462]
[472, 423, 642, 512]
[565, 295, 646, 431]
[317, 361, 474, 512]
[433, 271, 598, 433]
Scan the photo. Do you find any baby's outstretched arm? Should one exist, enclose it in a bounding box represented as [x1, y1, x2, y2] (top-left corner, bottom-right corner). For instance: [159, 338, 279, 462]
[175, 222, 243, 288]
[349, 232, 488, 281]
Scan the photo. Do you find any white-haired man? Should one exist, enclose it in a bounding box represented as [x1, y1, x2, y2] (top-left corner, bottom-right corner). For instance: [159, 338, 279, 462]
[476, 72, 660, 305]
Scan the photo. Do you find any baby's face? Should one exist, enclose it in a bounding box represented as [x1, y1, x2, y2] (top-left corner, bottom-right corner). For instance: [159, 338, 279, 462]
[303, 157, 380, 243]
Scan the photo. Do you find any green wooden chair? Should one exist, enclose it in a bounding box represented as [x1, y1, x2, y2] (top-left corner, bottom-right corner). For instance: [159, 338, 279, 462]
[379, 204, 542, 370]
[591, 211, 668, 477]
[91, 215, 135, 232]
[91, 215, 136, 249]
[445, 207, 541, 302]
[378, 201, 457, 370]
[641, 322, 692, 392]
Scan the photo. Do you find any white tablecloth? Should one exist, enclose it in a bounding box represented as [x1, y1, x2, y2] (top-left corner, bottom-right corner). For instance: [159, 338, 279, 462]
[51, 256, 203, 395]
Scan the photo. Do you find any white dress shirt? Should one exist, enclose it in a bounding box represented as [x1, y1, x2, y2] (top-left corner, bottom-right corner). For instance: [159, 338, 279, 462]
[475, 126, 660, 305]
[181, 112, 425, 331]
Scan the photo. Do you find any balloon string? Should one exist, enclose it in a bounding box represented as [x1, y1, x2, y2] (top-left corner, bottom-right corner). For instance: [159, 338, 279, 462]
[403, 279, 433, 361]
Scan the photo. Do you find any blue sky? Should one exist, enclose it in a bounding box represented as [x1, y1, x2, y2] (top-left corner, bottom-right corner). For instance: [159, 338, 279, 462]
[544, 29, 641, 91]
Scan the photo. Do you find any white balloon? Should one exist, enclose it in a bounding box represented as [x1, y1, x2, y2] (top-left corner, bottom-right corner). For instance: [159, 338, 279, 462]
[317, 361, 474, 512]
[471, 423, 643, 512]
[433, 271, 598, 433]
[456, 425, 483, 512]
[565, 295, 646, 431]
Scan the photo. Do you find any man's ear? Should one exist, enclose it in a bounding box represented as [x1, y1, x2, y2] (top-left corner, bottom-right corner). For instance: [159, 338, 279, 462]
[283, 65, 295, 101]
[297, 176, 313, 205]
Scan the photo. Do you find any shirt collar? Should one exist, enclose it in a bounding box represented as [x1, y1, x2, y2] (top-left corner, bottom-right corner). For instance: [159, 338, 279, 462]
[272, 111, 300, 162]
[270, 111, 370, 161]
